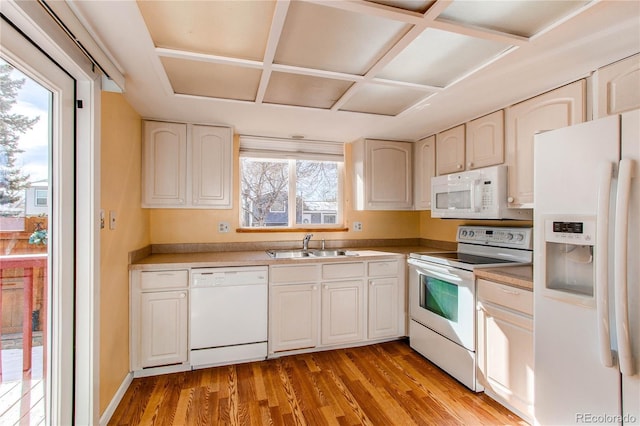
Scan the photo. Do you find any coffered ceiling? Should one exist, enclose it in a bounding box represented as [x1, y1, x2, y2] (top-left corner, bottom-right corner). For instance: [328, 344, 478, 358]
[70, 0, 640, 142]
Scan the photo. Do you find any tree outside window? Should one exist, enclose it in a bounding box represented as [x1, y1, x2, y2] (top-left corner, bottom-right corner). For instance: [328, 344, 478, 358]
[240, 157, 341, 228]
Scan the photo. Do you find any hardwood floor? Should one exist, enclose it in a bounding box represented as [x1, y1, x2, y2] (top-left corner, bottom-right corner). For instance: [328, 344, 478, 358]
[109, 340, 526, 426]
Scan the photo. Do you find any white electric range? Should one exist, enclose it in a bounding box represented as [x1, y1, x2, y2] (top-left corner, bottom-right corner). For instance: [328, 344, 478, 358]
[407, 226, 533, 391]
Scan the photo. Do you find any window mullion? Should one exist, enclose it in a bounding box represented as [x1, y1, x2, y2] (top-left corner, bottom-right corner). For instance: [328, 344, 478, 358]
[288, 159, 296, 227]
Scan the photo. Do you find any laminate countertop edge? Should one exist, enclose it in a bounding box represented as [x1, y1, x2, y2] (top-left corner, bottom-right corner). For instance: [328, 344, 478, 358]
[474, 265, 534, 291]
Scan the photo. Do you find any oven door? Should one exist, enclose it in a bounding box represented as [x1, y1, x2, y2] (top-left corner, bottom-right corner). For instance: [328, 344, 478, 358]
[408, 258, 476, 351]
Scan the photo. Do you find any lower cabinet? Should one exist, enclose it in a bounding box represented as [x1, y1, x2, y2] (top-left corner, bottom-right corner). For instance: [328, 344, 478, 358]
[477, 278, 533, 422]
[368, 276, 399, 339]
[269, 257, 405, 355]
[131, 269, 189, 373]
[140, 290, 188, 368]
[321, 279, 365, 346]
[269, 283, 320, 353]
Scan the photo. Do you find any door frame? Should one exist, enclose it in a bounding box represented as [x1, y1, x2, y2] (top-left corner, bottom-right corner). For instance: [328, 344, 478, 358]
[1, 2, 101, 423]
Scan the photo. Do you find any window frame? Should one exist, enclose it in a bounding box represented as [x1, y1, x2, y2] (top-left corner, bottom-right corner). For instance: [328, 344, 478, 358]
[238, 136, 345, 230]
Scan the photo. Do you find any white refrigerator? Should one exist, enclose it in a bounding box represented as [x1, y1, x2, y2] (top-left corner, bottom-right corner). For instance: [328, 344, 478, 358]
[533, 110, 639, 425]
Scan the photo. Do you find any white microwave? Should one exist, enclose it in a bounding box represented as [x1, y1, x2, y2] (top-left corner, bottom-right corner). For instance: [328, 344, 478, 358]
[430, 165, 532, 220]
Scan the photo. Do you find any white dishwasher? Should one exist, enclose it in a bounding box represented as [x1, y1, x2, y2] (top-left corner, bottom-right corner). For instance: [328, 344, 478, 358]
[190, 266, 268, 368]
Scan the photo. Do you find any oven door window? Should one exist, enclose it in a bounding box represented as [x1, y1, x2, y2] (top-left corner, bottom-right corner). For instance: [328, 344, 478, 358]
[420, 275, 458, 322]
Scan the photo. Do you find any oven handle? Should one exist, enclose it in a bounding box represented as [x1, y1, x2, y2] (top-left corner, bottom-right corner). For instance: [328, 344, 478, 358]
[408, 259, 471, 282]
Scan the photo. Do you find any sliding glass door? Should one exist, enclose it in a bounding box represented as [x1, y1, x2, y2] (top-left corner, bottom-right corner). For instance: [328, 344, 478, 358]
[1, 19, 76, 425]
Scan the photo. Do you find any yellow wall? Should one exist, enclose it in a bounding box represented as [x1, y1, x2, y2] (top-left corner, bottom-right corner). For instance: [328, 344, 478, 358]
[100, 93, 150, 414]
[149, 135, 422, 244]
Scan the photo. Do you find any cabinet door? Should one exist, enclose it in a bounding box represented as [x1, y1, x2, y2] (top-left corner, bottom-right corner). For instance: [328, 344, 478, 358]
[140, 290, 188, 368]
[596, 53, 640, 118]
[270, 284, 319, 353]
[477, 302, 534, 422]
[436, 125, 465, 175]
[321, 280, 365, 346]
[505, 80, 585, 207]
[365, 139, 413, 209]
[368, 277, 399, 339]
[413, 136, 435, 210]
[466, 110, 504, 170]
[191, 125, 233, 208]
[142, 121, 187, 207]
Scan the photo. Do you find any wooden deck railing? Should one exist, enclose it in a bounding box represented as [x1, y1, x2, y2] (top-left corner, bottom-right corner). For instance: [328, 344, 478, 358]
[0, 254, 47, 379]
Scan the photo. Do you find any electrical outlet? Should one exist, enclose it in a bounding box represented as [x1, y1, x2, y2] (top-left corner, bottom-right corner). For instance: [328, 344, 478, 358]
[100, 210, 105, 229]
[218, 222, 230, 233]
[109, 210, 117, 230]
[353, 221, 363, 231]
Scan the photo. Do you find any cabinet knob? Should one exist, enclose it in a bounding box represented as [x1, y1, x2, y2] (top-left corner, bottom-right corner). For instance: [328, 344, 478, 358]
[180, 293, 186, 298]
[370, 283, 376, 287]
[457, 164, 463, 169]
[323, 285, 329, 290]
[312, 286, 318, 290]
[468, 162, 473, 168]
[507, 196, 514, 203]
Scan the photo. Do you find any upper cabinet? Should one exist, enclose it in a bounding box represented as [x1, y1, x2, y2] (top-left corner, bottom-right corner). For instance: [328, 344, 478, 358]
[142, 121, 187, 207]
[190, 125, 233, 207]
[352, 139, 413, 210]
[466, 110, 504, 170]
[435, 125, 465, 175]
[413, 136, 435, 210]
[505, 80, 586, 208]
[595, 53, 640, 118]
[142, 120, 233, 209]
[436, 113, 504, 176]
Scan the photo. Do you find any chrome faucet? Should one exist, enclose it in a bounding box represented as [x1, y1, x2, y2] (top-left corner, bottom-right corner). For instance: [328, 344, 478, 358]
[302, 233, 313, 251]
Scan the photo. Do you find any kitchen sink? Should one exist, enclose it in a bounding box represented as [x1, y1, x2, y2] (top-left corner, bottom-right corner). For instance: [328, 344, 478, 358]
[266, 249, 312, 259]
[266, 249, 355, 259]
[309, 249, 348, 257]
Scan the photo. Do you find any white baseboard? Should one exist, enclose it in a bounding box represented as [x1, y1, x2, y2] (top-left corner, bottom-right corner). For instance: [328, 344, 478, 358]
[99, 372, 133, 426]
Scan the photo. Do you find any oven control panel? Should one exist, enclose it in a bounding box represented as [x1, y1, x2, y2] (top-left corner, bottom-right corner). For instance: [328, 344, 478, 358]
[457, 226, 532, 249]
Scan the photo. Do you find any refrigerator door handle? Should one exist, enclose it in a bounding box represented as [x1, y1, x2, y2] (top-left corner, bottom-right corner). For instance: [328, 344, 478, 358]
[614, 158, 635, 376]
[596, 161, 613, 368]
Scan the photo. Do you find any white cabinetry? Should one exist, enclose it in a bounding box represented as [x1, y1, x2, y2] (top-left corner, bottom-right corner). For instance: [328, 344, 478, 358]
[505, 80, 586, 207]
[190, 125, 233, 207]
[413, 136, 435, 210]
[268, 256, 405, 355]
[465, 110, 504, 170]
[142, 120, 233, 208]
[477, 278, 533, 422]
[269, 264, 320, 353]
[321, 263, 366, 346]
[436, 125, 465, 175]
[131, 269, 189, 373]
[595, 53, 640, 118]
[367, 260, 402, 339]
[142, 121, 187, 206]
[436, 113, 505, 176]
[352, 139, 413, 210]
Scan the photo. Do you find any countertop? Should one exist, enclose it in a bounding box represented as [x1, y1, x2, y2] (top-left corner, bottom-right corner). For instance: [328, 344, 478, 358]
[474, 265, 534, 291]
[129, 247, 435, 271]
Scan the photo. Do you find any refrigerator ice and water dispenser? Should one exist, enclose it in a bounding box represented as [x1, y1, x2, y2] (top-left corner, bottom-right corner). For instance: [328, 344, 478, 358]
[543, 217, 596, 302]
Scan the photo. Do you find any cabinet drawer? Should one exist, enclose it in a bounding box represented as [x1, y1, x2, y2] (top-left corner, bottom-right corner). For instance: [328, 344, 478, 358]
[368, 260, 398, 277]
[322, 262, 364, 280]
[270, 264, 319, 284]
[477, 278, 532, 316]
[140, 270, 188, 290]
